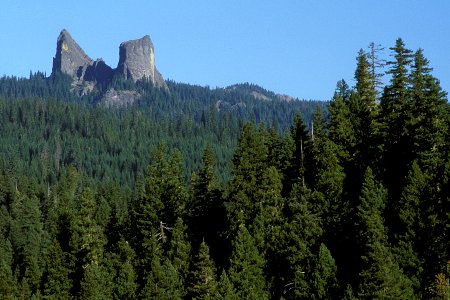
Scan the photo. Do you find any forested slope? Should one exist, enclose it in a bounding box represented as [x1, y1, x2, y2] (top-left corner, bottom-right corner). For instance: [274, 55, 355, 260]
[1, 38, 450, 299]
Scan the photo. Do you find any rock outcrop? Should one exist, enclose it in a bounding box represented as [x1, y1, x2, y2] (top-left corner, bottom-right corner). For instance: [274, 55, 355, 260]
[52, 29, 93, 81]
[117, 35, 165, 87]
[84, 59, 114, 83]
[52, 29, 166, 89]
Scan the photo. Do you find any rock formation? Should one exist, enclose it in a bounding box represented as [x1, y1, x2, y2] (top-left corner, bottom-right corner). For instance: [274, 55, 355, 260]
[52, 29, 93, 82]
[52, 29, 166, 89]
[84, 59, 114, 83]
[116, 35, 165, 87]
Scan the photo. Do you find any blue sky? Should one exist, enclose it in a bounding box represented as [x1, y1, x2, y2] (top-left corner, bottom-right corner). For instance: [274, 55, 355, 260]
[1, 0, 449, 100]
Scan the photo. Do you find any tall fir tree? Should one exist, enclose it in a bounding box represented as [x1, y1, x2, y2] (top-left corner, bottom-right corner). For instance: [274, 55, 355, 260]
[228, 225, 269, 300]
[227, 123, 269, 233]
[188, 145, 224, 253]
[168, 217, 191, 285]
[379, 38, 414, 198]
[312, 243, 339, 299]
[356, 168, 414, 299]
[281, 184, 323, 299]
[394, 161, 428, 294]
[408, 48, 448, 171]
[188, 241, 218, 299]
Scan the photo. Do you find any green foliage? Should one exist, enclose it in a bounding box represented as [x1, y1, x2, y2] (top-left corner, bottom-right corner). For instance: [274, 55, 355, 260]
[312, 243, 339, 299]
[217, 270, 239, 300]
[188, 241, 218, 299]
[356, 168, 414, 299]
[0, 38, 448, 298]
[228, 225, 269, 300]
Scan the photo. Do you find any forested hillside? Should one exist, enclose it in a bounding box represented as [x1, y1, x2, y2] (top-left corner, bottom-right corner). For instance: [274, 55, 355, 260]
[0, 72, 323, 186]
[1, 38, 450, 299]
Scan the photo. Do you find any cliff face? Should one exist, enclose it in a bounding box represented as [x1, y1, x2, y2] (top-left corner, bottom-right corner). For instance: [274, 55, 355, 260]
[52, 29, 93, 81]
[51, 30, 165, 89]
[116, 35, 165, 87]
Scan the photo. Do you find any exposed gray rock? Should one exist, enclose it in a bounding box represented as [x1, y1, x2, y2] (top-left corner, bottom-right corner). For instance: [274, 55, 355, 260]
[101, 88, 141, 107]
[52, 29, 167, 93]
[85, 59, 114, 83]
[250, 91, 271, 101]
[116, 35, 166, 87]
[52, 29, 93, 81]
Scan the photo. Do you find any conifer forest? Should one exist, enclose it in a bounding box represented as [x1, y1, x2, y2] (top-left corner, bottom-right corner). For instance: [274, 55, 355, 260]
[1, 39, 450, 299]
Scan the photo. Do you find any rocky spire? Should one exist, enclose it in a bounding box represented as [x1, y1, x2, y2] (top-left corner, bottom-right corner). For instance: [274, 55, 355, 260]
[116, 35, 165, 87]
[52, 29, 93, 81]
[51, 29, 166, 90]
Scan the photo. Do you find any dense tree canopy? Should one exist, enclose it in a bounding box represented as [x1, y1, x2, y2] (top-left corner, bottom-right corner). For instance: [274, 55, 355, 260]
[0, 39, 449, 299]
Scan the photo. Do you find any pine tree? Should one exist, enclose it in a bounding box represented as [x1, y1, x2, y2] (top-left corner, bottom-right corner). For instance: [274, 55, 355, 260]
[228, 225, 269, 300]
[70, 186, 107, 296]
[352, 49, 379, 175]
[394, 162, 428, 293]
[9, 192, 45, 294]
[42, 239, 72, 299]
[216, 270, 239, 300]
[306, 107, 345, 233]
[282, 184, 323, 299]
[79, 263, 113, 300]
[408, 48, 448, 171]
[188, 241, 218, 299]
[142, 258, 184, 300]
[134, 145, 188, 285]
[168, 217, 191, 284]
[227, 123, 269, 233]
[285, 113, 310, 195]
[0, 238, 17, 299]
[355, 49, 377, 113]
[189, 145, 224, 249]
[356, 168, 414, 299]
[312, 243, 339, 299]
[110, 238, 137, 300]
[328, 81, 355, 164]
[379, 38, 414, 198]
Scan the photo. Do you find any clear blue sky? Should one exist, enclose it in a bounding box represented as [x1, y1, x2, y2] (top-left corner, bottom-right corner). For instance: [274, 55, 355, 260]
[1, 0, 449, 100]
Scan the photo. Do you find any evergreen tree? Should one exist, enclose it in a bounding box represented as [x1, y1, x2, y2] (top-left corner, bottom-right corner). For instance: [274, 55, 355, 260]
[355, 49, 377, 113]
[142, 258, 184, 300]
[189, 145, 224, 250]
[9, 191, 45, 294]
[312, 243, 339, 299]
[216, 270, 239, 300]
[70, 186, 107, 297]
[42, 239, 72, 299]
[108, 237, 137, 300]
[168, 217, 191, 284]
[356, 168, 414, 299]
[79, 264, 113, 300]
[282, 184, 323, 299]
[228, 225, 269, 300]
[352, 49, 379, 175]
[408, 48, 448, 170]
[328, 81, 355, 164]
[379, 38, 414, 197]
[0, 238, 17, 299]
[306, 107, 345, 233]
[227, 123, 269, 233]
[188, 241, 218, 299]
[394, 162, 428, 293]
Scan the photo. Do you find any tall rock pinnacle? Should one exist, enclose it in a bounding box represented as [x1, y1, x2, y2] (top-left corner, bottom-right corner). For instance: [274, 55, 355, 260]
[52, 29, 93, 81]
[51, 29, 166, 90]
[116, 35, 165, 87]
